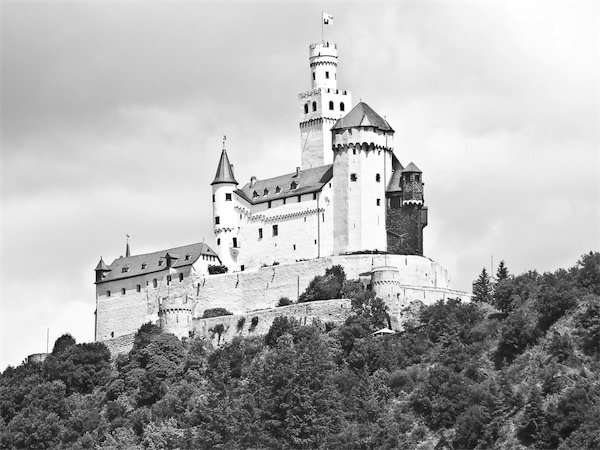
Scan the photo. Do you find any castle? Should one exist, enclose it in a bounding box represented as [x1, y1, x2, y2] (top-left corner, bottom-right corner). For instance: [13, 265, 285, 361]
[94, 39, 467, 353]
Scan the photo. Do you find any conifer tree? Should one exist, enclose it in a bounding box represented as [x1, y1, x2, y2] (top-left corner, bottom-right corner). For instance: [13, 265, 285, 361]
[496, 260, 509, 281]
[472, 267, 493, 303]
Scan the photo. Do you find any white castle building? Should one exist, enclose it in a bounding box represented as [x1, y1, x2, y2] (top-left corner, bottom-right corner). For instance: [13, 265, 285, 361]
[93, 39, 464, 352]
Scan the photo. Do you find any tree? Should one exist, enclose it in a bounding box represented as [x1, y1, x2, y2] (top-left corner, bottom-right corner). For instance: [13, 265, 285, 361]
[52, 334, 76, 355]
[202, 308, 233, 319]
[576, 251, 600, 295]
[350, 290, 390, 330]
[298, 265, 346, 302]
[472, 267, 493, 303]
[496, 260, 509, 281]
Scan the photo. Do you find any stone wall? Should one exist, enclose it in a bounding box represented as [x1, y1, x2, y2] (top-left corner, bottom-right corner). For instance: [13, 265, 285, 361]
[386, 204, 426, 255]
[102, 333, 136, 356]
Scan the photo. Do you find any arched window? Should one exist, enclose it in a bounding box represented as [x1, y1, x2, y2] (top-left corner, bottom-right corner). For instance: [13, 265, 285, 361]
[179, 273, 184, 282]
[329, 101, 334, 110]
[312, 101, 317, 112]
[121, 288, 126, 295]
[106, 290, 111, 297]
[136, 284, 141, 292]
[340, 102, 345, 112]
[376, 173, 381, 182]
[153, 278, 158, 288]
[304, 104, 309, 114]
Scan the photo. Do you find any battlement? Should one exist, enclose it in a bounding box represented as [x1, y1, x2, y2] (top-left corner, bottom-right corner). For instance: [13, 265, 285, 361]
[298, 88, 349, 99]
[309, 41, 337, 56]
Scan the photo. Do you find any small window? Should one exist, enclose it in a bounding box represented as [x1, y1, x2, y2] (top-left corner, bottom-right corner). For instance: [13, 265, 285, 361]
[212, 194, 215, 202]
[111, 331, 114, 338]
[325, 71, 329, 79]
[353, 149, 356, 155]
[340, 102, 345, 112]
[312, 101, 317, 112]
[153, 279, 158, 288]
[415, 174, 420, 182]
[136, 284, 141, 292]
[304, 104, 309, 114]
[376, 173, 381, 182]
[272, 224, 278, 236]
[264, 188, 269, 196]
[225, 193, 232, 201]
[377, 199, 381, 206]
[215, 216, 220, 225]
[217, 238, 221, 245]
[268, 201, 272, 208]
[141, 263, 148, 269]
[275, 186, 281, 193]
[258, 228, 263, 239]
[329, 101, 334, 110]
[241, 265, 245, 271]
[297, 195, 302, 202]
[291, 181, 298, 190]
[253, 191, 258, 198]
[313, 192, 317, 200]
[121, 266, 130, 273]
[283, 198, 287, 204]
[158, 260, 164, 266]
[121, 288, 126, 295]
[106, 290, 111, 297]
[185, 254, 191, 261]
[350, 173, 357, 182]
[322, 213, 325, 222]
[179, 273, 184, 282]
[312, 72, 315, 80]
[167, 275, 171, 285]
[233, 237, 238, 248]
[293, 244, 296, 250]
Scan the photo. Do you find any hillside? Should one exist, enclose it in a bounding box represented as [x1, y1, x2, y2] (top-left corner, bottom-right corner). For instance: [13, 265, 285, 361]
[1, 252, 599, 449]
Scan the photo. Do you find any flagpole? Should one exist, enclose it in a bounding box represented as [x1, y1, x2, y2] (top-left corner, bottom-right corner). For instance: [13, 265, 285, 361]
[321, 11, 324, 43]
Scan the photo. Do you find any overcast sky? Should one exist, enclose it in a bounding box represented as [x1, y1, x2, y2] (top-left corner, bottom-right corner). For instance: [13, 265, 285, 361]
[1, 1, 598, 370]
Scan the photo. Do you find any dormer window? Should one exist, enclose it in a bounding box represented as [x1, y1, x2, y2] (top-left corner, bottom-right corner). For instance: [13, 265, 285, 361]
[141, 263, 148, 269]
[185, 254, 191, 261]
[121, 266, 130, 273]
[291, 181, 298, 190]
[253, 191, 258, 198]
[158, 260, 164, 266]
[264, 188, 269, 196]
[275, 186, 281, 194]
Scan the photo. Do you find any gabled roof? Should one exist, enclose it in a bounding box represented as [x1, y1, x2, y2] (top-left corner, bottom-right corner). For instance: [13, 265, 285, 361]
[96, 242, 218, 284]
[236, 165, 333, 205]
[403, 162, 422, 173]
[331, 102, 394, 132]
[386, 154, 404, 194]
[211, 149, 238, 185]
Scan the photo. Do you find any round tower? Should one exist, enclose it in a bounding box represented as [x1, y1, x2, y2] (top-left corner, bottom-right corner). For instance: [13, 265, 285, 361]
[400, 163, 424, 205]
[211, 147, 239, 271]
[158, 295, 193, 339]
[309, 42, 338, 90]
[331, 102, 394, 254]
[370, 260, 401, 330]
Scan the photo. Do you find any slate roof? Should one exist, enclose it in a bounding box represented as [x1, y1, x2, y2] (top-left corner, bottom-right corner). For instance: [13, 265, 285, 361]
[95, 258, 110, 271]
[211, 149, 238, 185]
[236, 165, 333, 205]
[331, 102, 394, 132]
[96, 242, 218, 284]
[403, 162, 422, 173]
[386, 154, 405, 194]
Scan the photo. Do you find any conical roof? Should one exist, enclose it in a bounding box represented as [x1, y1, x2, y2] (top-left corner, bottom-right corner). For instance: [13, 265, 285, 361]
[211, 149, 238, 185]
[331, 102, 394, 132]
[403, 162, 422, 173]
[95, 258, 110, 272]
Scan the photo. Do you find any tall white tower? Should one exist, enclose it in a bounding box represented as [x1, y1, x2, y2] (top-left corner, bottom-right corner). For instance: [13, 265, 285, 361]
[211, 148, 239, 271]
[298, 42, 352, 169]
[331, 102, 394, 254]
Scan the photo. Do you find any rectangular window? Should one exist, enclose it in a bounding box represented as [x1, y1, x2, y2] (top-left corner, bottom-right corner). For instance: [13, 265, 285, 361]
[212, 194, 215, 202]
[225, 193, 232, 201]
[268, 201, 272, 208]
[215, 216, 220, 225]
[232, 237, 238, 248]
[325, 71, 329, 79]
[283, 198, 286, 205]
[293, 244, 296, 250]
[313, 192, 317, 200]
[217, 238, 221, 245]
[377, 199, 381, 206]
[297, 195, 301, 202]
[272, 225, 278, 236]
[241, 265, 245, 271]
[258, 228, 263, 239]
[136, 284, 141, 292]
[350, 173, 357, 182]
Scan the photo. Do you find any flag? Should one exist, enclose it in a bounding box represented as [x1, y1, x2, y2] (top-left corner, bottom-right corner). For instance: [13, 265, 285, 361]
[323, 12, 333, 25]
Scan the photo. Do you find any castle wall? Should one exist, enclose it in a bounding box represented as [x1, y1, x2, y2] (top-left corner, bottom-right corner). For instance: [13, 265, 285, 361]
[386, 205, 427, 255]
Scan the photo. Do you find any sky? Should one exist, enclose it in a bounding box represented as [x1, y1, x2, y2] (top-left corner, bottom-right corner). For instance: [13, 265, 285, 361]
[1, 1, 598, 370]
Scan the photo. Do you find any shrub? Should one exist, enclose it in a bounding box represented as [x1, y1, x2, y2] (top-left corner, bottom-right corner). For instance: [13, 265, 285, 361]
[208, 264, 228, 275]
[202, 308, 233, 319]
[298, 265, 346, 302]
[236, 317, 246, 331]
[249, 316, 259, 331]
[277, 297, 293, 307]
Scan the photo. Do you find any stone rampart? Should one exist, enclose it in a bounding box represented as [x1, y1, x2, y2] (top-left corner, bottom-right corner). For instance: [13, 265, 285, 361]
[102, 333, 136, 355]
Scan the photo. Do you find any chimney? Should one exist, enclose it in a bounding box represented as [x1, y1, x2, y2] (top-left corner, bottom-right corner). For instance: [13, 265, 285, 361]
[250, 176, 257, 188]
[295, 167, 301, 177]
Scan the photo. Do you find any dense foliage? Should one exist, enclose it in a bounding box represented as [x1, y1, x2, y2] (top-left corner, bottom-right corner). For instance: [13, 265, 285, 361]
[1, 252, 599, 449]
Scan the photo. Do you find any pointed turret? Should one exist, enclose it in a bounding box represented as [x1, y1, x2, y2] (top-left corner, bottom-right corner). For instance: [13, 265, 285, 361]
[331, 101, 394, 132]
[211, 149, 238, 185]
[94, 257, 111, 283]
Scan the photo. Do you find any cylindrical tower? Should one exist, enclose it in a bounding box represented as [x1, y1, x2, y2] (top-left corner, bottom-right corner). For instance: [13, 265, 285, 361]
[211, 148, 239, 271]
[370, 261, 401, 330]
[158, 296, 193, 339]
[309, 42, 337, 90]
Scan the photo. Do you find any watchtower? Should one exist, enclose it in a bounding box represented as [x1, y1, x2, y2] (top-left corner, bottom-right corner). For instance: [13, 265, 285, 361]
[298, 42, 352, 169]
[158, 296, 193, 339]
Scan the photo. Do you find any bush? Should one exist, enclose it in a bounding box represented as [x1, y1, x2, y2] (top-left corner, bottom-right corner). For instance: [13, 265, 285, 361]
[236, 317, 246, 331]
[208, 264, 228, 275]
[298, 265, 346, 302]
[202, 308, 233, 319]
[249, 316, 259, 331]
[277, 297, 293, 307]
